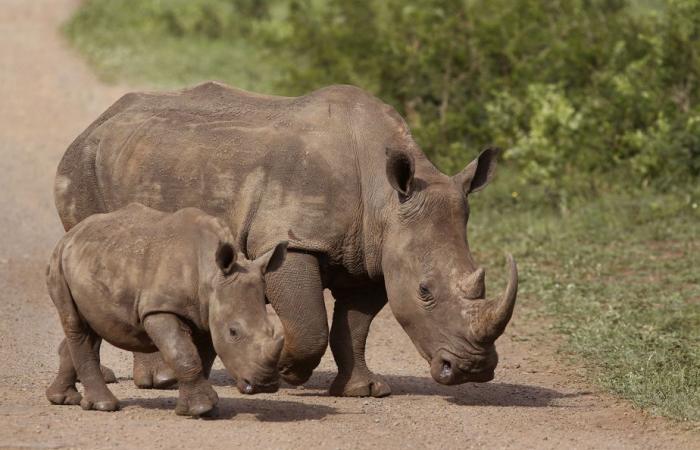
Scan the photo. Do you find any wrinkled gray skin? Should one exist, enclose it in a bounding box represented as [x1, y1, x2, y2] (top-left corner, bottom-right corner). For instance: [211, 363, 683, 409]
[45, 203, 287, 416]
[55, 82, 518, 397]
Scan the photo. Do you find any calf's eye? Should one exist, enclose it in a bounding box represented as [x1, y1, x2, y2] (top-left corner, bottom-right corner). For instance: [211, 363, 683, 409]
[229, 327, 238, 338]
[418, 283, 433, 301]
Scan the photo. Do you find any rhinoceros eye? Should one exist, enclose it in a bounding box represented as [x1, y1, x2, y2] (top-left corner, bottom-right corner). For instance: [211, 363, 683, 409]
[418, 283, 433, 302]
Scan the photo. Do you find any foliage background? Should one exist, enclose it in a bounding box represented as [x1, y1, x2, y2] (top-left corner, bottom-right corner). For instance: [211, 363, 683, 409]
[66, 0, 700, 201]
[65, 0, 699, 421]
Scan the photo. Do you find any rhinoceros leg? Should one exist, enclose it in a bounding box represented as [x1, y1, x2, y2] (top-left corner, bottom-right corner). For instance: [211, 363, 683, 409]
[65, 330, 120, 411]
[46, 339, 82, 405]
[264, 252, 328, 385]
[328, 286, 391, 397]
[193, 333, 216, 379]
[132, 352, 177, 389]
[144, 313, 218, 417]
[48, 267, 119, 411]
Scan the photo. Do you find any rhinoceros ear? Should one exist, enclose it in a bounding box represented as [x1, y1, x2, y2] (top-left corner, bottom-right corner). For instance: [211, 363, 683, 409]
[255, 241, 288, 274]
[215, 241, 237, 275]
[455, 147, 500, 195]
[386, 147, 415, 199]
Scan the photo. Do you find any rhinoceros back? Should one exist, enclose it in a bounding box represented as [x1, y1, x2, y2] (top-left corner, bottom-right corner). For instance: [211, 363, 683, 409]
[55, 82, 412, 263]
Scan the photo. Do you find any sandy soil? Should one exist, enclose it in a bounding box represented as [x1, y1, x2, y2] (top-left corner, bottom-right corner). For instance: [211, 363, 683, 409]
[0, 1, 698, 448]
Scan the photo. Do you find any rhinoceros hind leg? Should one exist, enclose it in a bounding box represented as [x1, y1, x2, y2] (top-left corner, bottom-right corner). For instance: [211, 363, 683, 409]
[264, 252, 328, 386]
[72, 332, 120, 412]
[48, 272, 119, 411]
[328, 286, 391, 398]
[132, 352, 178, 389]
[46, 339, 82, 405]
[144, 313, 218, 417]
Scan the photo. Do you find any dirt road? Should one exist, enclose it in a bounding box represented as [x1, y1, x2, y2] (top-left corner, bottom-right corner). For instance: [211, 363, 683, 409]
[0, 1, 697, 448]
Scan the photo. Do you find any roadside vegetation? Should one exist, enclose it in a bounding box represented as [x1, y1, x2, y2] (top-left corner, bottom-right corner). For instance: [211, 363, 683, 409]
[65, 0, 699, 421]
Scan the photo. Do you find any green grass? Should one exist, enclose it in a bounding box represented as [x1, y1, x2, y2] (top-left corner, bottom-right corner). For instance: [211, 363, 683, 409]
[472, 180, 700, 422]
[63, 1, 700, 422]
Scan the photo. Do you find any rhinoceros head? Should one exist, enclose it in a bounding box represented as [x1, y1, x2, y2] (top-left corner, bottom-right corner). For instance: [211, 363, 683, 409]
[208, 241, 287, 394]
[381, 147, 518, 385]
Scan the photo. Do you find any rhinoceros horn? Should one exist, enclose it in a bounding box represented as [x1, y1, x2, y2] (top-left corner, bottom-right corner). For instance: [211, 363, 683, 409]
[473, 254, 518, 342]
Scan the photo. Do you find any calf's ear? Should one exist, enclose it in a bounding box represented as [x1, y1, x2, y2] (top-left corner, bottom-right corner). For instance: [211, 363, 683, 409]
[256, 241, 288, 274]
[386, 147, 415, 199]
[454, 147, 500, 195]
[215, 241, 237, 275]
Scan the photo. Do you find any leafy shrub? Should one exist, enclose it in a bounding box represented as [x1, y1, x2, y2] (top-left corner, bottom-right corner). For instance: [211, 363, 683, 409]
[66, 0, 700, 203]
[267, 0, 700, 201]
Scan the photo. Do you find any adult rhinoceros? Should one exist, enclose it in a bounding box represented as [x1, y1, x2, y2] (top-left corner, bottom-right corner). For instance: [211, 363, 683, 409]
[54, 82, 517, 397]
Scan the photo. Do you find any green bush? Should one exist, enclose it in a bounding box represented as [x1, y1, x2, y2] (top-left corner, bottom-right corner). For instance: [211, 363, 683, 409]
[66, 1, 700, 201]
[268, 0, 700, 200]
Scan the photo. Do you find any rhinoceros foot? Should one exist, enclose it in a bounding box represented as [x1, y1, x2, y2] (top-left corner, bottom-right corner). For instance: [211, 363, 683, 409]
[46, 383, 82, 405]
[133, 352, 177, 389]
[279, 364, 314, 386]
[329, 372, 392, 398]
[175, 381, 219, 417]
[79, 391, 119, 412]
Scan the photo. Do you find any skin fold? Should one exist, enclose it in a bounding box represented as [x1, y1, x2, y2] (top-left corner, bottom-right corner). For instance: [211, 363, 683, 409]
[54, 82, 518, 397]
[45, 203, 287, 416]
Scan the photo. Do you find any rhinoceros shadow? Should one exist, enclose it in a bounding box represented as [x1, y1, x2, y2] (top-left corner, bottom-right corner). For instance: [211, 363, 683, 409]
[119, 395, 337, 421]
[207, 368, 588, 408]
[291, 370, 588, 408]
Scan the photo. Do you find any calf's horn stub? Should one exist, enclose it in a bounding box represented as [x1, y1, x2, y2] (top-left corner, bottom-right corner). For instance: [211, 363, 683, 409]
[474, 254, 518, 342]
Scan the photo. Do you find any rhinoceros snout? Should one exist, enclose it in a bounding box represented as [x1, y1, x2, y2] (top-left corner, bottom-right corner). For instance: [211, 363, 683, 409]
[430, 349, 496, 385]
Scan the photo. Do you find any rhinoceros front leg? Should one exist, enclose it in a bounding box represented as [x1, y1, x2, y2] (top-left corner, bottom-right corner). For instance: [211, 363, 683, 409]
[143, 313, 218, 417]
[132, 351, 177, 389]
[264, 252, 329, 385]
[328, 286, 391, 397]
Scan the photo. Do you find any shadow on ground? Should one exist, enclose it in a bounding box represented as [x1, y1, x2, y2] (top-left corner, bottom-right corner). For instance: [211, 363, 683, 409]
[120, 396, 337, 421]
[209, 369, 589, 408]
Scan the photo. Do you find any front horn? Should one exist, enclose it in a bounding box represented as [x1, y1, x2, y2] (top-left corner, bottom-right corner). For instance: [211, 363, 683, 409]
[474, 254, 518, 342]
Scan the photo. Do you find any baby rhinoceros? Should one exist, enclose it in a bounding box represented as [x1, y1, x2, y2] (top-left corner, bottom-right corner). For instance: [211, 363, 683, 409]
[45, 203, 287, 416]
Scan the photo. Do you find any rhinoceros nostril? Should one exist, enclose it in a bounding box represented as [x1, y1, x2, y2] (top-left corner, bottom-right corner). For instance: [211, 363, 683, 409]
[440, 360, 453, 379]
